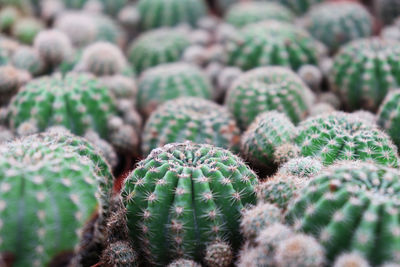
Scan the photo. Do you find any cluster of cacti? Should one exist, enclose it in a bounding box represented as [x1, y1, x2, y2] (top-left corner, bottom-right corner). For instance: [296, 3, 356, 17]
[329, 38, 400, 111]
[225, 2, 294, 28]
[122, 141, 259, 265]
[225, 21, 322, 71]
[137, 62, 213, 116]
[137, 0, 207, 30]
[226, 67, 314, 129]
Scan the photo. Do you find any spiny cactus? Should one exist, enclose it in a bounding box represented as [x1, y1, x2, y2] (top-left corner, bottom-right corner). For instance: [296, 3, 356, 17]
[286, 161, 400, 265]
[309, 103, 336, 117]
[101, 241, 138, 267]
[168, 259, 202, 267]
[84, 130, 118, 168]
[0, 131, 114, 267]
[122, 142, 259, 265]
[225, 2, 294, 28]
[278, 157, 323, 178]
[11, 46, 44, 76]
[0, 65, 24, 106]
[137, 0, 207, 30]
[226, 67, 314, 129]
[329, 38, 400, 111]
[297, 64, 323, 92]
[304, 2, 372, 53]
[270, 0, 325, 15]
[241, 111, 297, 168]
[142, 97, 240, 155]
[128, 29, 190, 74]
[375, 0, 400, 26]
[0, 6, 19, 32]
[64, 0, 127, 16]
[225, 20, 322, 71]
[204, 241, 233, 267]
[12, 17, 44, 45]
[93, 14, 123, 44]
[333, 252, 370, 267]
[137, 63, 212, 117]
[101, 75, 137, 101]
[79, 42, 128, 77]
[296, 111, 399, 166]
[378, 90, 400, 148]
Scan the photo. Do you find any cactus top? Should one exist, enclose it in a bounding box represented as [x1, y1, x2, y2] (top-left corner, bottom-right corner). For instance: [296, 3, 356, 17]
[0, 131, 113, 267]
[286, 161, 400, 265]
[296, 111, 399, 167]
[225, 20, 321, 71]
[122, 142, 259, 265]
[7, 72, 117, 139]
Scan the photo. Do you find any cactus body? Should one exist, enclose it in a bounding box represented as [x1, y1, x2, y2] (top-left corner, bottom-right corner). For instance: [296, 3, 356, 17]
[226, 67, 314, 129]
[128, 29, 190, 74]
[225, 20, 321, 71]
[378, 90, 400, 149]
[12, 46, 44, 76]
[122, 142, 258, 265]
[12, 18, 43, 45]
[375, 0, 400, 26]
[270, 0, 325, 15]
[137, 63, 212, 117]
[286, 162, 400, 265]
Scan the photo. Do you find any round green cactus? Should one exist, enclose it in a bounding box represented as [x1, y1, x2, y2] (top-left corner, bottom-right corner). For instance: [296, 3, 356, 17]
[278, 157, 323, 178]
[12, 17, 44, 45]
[375, 0, 400, 26]
[241, 111, 297, 168]
[0, 6, 19, 32]
[329, 38, 400, 111]
[225, 2, 294, 28]
[0, 65, 23, 106]
[226, 67, 314, 129]
[378, 90, 400, 149]
[93, 14, 123, 44]
[128, 29, 190, 74]
[296, 112, 399, 167]
[142, 97, 241, 155]
[64, 0, 127, 16]
[225, 20, 321, 71]
[12, 46, 44, 76]
[138, 0, 207, 30]
[304, 2, 372, 53]
[0, 131, 114, 267]
[122, 142, 259, 265]
[286, 162, 400, 265]
[270, 0, 325, 15]
[137, 63, 212, 117]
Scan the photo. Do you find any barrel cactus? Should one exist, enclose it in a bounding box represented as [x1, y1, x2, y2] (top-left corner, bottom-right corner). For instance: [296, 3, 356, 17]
[142, 97, 240, 155]
[270, 0, 325, 15]
[375, 0, 400, 26]
[225, 2, 294, 28]
[0, 130, 114, 267]
[329, 38, 400, 111]
[0, 6, 19, 32]
[137, 0, 207, 30]
[122, 141, 259, 265]
[137, 63, 212, 117]
[286, 162, 400, 265]
[304, 2, 373, 53]
[296, 111, 399, 167]
[378, 90, 400, 149]
[12, 17, 44, 45]
[225, 20, 322, 71]
[128, 29, 190, 74]
[0, 65, 24, 106]
[11, 46, 44, 76]
[226, 66, 314, 129]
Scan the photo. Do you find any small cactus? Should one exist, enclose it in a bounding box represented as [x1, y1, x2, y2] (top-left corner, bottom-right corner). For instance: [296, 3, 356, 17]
[101, 75, 137, 101]
[226, 67, 314, 129]
[122, 142, 259, 265]
[378, 90, 400, 148]
[168, 259, 202, 267]
[12, 17, 44, 45]
[11, 46, 44, 76]
[375, 0, 400, 26]
[278, 157, 323, 178]
[137, 63, 213, 117]
[297, 64, 323, 92]
[204, 241, 233, 267]
[0, 6, 19, 32]
[142, 97, 240, 155]
[93, 14, 123, 44]
[0, 65, 23, 106]
[101, 241, 138, 267]
[333, 252, 371, 267]
[270, 0, 325, 15]
[225, 2, 294, 28]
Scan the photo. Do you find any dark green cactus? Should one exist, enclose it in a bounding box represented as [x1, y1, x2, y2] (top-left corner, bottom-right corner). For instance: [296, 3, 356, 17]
[122, 142, 259, 265]
[378, 90, 400, 149]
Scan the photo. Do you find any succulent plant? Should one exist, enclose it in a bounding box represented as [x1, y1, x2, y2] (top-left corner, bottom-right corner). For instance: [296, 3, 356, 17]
[142, 97, 240, 155]
[304, 2, 372, 53]
[225, 20, 322, 71]
[278, 156, 323, 178]
[122, 142, 259, 265]
[297, 64, 323, 92]
[137, 63, 212, 117]
[286, 161, 400, 265]
[241, 111, 297, 168]
[64, 0, 127, 16]
[0, 6, 19, 32]
[128, 29, 190, 74]
[296, 111, 399, 166]
[168, 259, 202, 267]
[270, 0, 325, 15]
[93, 14, 123, 44]
[101, 75, 137, 102]
[0, 65, 24, 106]
[138, 0, 207, 30]
[226, 67, 314, 129]
[101, 241, 138, 267]
[329, 38, 400, 111]
[0, 130, 114, 267]
[204, 241, 233, 267]
[333, 252, 371, 267]
[375, 0, 400, 26]
[12, 17, 44, 45]
[378, 90, 400, 148]
[225, 2, 294, 28]
[11, 46, 44, 76]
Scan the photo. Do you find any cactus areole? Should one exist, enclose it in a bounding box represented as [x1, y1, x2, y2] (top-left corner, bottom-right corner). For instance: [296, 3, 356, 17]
[122, 142, 259, 265]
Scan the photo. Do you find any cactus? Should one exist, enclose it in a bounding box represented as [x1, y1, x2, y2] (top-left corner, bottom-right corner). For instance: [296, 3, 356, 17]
[101, 241, 138, 267]
[225, 20, 322, 71]
[241, 111, 297, 168]
[377, 90, 400, 148]
[375, 0, 400, 26]
[226, 67, 314, 129]
[0, 131, 114, 267]
[225, 2, 294, 28]
[270, 0, 325, 15]
[11, 46, 44, 76]
[309, 103, 336, 117]
[297, 64, 323, 92]
[168, 259, 202, 267]
[128, 29, 190, 74]
[204, 241, 233, 267]
[137, 63, 213, 117]
[84, 130, 118, 168]
[329, 38, 400, 111]
[0, 6, 19, 32]
[93, 14, 123, 44]
[304, 2, 372, 53]
[12, 17, 44, 45]
[79, 42, 128, 77]
[137, 0, 207, 30]
[333, 252, 370, 267]
[142, 97, 240, 155]
[286, 161, 400, 265]
[64, 0, 127, 16]
[296, 111, 399, 167]
[33, 29, 73, 68]
[278, 157, 323, 178]
[0, 65, 24, 106]
[122, 141, 259, 265]
[101, 75, 137, 101]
